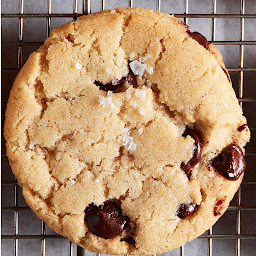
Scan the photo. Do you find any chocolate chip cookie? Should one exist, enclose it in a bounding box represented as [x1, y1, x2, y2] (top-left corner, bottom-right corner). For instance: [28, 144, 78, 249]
[4, 7, 250, 255]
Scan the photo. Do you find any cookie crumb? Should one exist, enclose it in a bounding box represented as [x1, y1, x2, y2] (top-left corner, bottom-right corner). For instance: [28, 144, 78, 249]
[129, 60, 147, 76]
[75, 62, 82, 70]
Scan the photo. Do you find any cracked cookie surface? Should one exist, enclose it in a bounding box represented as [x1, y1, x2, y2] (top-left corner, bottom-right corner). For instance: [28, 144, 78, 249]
[4, 7, 250, 255]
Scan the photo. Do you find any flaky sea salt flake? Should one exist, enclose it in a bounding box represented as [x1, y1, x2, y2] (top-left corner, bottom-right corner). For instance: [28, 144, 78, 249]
[138, 128, 143, 135]
[126, 87, 132, 99]
[129, 60, 147, 76]
[122, 128, 130, 136]
[135, 89, 146, 99]
[29, 144, 35, 150]
[130, 101, 139, 108]
[112, 79, 120, 85]
[98, 95, 115, 109]
[122, 134, 137, 151]
[129, 52, 136, 60]
[139, 107, 146, 116]
[75, 62, 82, 70]
[146, 66, 153, 75]
[106, 67, 113, 74]
[139, 56, 147, 63]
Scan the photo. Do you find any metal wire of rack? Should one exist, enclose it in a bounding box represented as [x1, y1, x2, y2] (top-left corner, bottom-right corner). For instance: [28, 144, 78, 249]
[2, 0, 256, 256]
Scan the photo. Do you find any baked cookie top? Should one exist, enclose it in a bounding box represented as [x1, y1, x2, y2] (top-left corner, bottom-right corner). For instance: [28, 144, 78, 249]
[4, 7, 250, 255]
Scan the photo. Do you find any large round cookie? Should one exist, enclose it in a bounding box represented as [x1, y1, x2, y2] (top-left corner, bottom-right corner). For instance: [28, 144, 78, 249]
[4, 7, 250, 255]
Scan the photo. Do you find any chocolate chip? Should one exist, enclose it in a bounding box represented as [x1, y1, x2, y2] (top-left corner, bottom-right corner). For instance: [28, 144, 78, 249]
[213, 209, 220, 216]
[211, 143, 246, 180]
[187, 31, 209, 50]
[66, 34, 75, 44]
[94, 74, 131, 92]
[213, 197, 227, 216]
[222, 67, 231, 83]
[121, 236, 136, 244]
[177, 203, 199, 219]
[84, 202, 129, 239]
[238, 124, 247, 132]
[181, 128, 202, 180]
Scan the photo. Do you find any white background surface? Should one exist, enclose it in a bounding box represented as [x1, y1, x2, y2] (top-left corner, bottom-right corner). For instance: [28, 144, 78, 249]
[2, 0, 256, 255]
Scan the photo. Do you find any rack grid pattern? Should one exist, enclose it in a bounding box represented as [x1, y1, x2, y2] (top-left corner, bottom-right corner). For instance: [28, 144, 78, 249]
[2, 0, 256, 256]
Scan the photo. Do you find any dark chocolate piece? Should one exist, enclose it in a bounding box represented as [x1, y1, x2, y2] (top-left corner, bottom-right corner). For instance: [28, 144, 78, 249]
[94, 74, 131, 92]
[237, 124, 247, 132]
[121, 236, 136, 244]
[211, 143, 246, 180]
[187, 31, 209, 50]
[213, 197, 227, 216]
[177, 203, 199, 219]
[181, 128, 202, 180]
[84, 202, 128, 239]
[222, 67, 231, 83]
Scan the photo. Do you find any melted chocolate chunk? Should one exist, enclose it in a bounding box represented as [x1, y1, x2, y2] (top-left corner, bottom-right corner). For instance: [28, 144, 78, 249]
[211, 143, 246, 180]
[213, 197, 227, 216]
[121, 236, 136, 244]
[222, 67, 231, 83]
[94, 74, 131, 92]
[187, 31, 209, 50]
[181, 128, 202, 180]
[213, 209, 220, 216]
[177, 203, 199, 219]
[238, 124, 247, 132]
[84, 202, 128, 239]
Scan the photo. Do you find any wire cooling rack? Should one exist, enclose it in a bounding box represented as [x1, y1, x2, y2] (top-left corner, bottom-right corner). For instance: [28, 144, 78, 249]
[2, 0, 256, 256]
